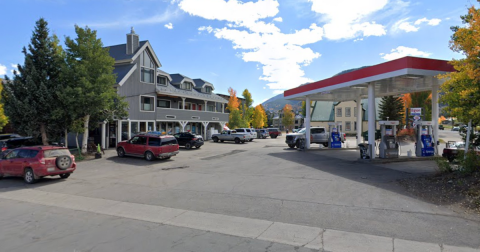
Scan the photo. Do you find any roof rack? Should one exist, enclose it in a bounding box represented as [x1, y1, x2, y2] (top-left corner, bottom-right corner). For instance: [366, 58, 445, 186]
[144, 131, 166, 137]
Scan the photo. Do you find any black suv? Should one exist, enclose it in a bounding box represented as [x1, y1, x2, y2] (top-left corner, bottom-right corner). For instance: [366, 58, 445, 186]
[173, 132, 204, 149]
[0, 134, 33, 152]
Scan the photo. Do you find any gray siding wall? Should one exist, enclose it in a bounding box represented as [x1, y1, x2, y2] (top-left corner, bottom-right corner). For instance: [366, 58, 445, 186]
[156, 108, 228, 122]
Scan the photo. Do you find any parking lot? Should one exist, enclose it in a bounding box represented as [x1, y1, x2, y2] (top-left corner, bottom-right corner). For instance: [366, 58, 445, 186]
[0, 133, 479, 252]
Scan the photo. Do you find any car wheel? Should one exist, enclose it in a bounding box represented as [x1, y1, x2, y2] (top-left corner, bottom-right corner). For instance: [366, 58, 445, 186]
[59, 173, 70, 179]
[273, 136, 277, 139]
[117, 148, 125, 157]
[24, 168, 37, 184]
[323, 143, 328, 147]
[145, 151, 155, 161]
[220, 140, 224, 143]
[235, 138, 240, 144]
[288, 144, 296, 148]
[242, 140, 246, 143]
[213, 137, 219, 143]
[185, 143, 192, 150]
[249, 139, 253, 142]
[55, 155, 72, 170]
[195, 146, 201, 149]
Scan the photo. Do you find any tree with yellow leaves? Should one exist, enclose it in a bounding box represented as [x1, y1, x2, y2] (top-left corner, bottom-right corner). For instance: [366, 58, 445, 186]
[252, 105, 265, 129]
[281, 104, 295, 131]
[227, 87, 242, 129]
[440, 3, 480, 125]
[0, 78, 9, 131]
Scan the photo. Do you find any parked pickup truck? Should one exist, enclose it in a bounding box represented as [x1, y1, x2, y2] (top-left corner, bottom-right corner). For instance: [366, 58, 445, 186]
[212, 130, 249, 144]
[285, 127, 345, 148]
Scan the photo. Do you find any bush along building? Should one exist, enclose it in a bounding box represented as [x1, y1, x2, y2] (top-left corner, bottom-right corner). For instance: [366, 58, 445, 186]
[89, 28, 229, 149]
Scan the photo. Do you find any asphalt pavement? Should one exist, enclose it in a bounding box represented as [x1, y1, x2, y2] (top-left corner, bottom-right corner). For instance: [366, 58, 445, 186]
[0, 132, 478, 252]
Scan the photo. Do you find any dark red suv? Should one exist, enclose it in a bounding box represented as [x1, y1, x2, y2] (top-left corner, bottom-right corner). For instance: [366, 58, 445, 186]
[0, 146, 76, 184]
[117, 133, 179, 161]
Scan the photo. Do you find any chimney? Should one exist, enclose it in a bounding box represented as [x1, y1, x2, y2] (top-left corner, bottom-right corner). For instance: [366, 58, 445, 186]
[126, 27, 139, 55]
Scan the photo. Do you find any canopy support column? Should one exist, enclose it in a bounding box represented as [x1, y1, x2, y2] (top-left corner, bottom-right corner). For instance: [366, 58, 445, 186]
[305, 96, 311, 149]
[368, 83, 376, 159]
[356, 98, 362, 146]
[432, 84, 439, 155]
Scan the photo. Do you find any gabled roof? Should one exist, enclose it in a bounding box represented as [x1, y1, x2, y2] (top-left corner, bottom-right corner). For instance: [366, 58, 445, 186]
[106, 40, 161, 67]
[170, 73, 194, 85]
[193, 78, 214, 89]
[157, 69, 172, 82]
[113, 64, 137, 86]
[311, 101, 335, 121]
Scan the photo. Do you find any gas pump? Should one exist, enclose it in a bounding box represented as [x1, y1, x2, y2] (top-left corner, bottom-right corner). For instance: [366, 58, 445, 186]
[378, 121, 399, 158]
[415, 121, 435, 157]
[328, 122, 342, 148]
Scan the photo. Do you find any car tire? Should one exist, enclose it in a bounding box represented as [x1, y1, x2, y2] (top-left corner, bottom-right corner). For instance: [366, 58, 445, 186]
[145, 151, 155, 161]
[249, 139, 253, 142]
[59, 173, 70, 179]
[220, 140, 224, 143]
[272, 136, 277, 139]
[117, 148, 125, 157]
[185, 143, 192, 150]
[288, 144, 296, 148]
[213, 137, 219, 143]
[164, 156, 171, 160]
[55, 155, 72, 170]
[195, 146, 201, 149]
[323, 143, 328, 147]
[235, 138, 240, 144]
[24, 168, 37, 184]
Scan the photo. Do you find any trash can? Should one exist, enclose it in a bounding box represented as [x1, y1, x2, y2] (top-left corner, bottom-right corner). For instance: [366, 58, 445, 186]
[358, 143, 370, 159]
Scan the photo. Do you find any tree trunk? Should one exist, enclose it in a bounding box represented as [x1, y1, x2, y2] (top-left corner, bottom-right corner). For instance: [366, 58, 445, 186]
[40, 123, 48, 145]
[75, 132, 79, 150]
[81, 114, 90, 154]
[64, 129, 68, 147]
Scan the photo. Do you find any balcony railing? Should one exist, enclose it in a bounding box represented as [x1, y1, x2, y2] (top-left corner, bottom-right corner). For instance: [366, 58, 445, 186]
[156, 107, 228, 121]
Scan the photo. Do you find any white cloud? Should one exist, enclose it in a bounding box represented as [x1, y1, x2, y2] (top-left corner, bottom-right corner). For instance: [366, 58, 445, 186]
[198, 26, 214, 33]
[309, 0, 388, 40]
[10, 63, 18, 74]
[272, 90, 284, 95]
[397, 21, 418, 32]
[0, 64, 6, 76]
[414, 17, 441, 26]
[87, 8, 179, 29]
[381, 46, 431, 61]
[273, 17, 282, 22]
[179, 0, 323, 92]
[354, 38, 364, 42]
[164, 22, 173, 29]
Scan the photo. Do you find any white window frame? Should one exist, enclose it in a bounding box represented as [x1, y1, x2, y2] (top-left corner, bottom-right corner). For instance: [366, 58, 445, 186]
[180, 81, 193, 90]
[336, 108, 342, 117]
[140, 51, 156, 84]
[337, 121, 342, 132]
[157, 76, 167, 86]
[345, 107, 351, 117]
[139, 95, 155, 112]
[157, 99, 171, 108]
[345, 121, 352, 131]
[354, 107, 357, 117]
[207, 105, 215, 112]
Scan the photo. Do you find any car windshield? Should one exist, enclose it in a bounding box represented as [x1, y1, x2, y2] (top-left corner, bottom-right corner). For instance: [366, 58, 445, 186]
[297, 128, 306, 133]
[43, 149, 71, 158]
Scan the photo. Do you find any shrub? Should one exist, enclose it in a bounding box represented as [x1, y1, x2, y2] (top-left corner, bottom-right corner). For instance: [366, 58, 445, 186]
[397, 128, 415, 137]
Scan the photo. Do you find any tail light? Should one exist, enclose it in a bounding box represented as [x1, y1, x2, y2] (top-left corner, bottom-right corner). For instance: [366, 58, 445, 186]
[39, 158, 45, 165]
[243, 136, 245, 139]
[192, 138, 197, 141]
[1, 147, 6, 152]
[344, 133, 346, 139]
[310, 135, 313, 141]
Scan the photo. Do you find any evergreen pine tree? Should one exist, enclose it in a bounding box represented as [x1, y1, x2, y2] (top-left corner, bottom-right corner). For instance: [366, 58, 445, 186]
[378, 96, 404, 123]
[2, 18, 64, 145]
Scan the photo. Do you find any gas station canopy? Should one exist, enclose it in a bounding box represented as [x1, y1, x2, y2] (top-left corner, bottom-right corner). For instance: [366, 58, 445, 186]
[284, 57, 455, 102]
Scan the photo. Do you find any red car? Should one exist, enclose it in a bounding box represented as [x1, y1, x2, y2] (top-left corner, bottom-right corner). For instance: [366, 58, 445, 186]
[117, 133, 180, 161]
[0, 146, 76, 184]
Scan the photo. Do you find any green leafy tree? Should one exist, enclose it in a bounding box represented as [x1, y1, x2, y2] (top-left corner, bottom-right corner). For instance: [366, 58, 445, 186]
[2, 18, 64, 145]
[378, 96, 404, 123]
[410, 92, 432, 121]
[281, 104, 295, 131]
[63, 25, 124, 154]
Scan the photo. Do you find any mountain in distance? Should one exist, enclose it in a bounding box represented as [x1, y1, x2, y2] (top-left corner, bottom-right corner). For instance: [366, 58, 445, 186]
[261, 66, 370, 112]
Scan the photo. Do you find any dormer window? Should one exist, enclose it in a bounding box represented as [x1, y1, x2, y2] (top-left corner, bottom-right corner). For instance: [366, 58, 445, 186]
[157, 76, 167, 86]
[205, 86, 212, 94]
[181, 81, 193, 90]
[140, 51, 155, 84]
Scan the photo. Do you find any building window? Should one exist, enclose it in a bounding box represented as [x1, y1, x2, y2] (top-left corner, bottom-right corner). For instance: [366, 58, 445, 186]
[354, 122, 357, 131]
[140, 51, 155, 84]
[180, 82, 193, 90]
[141, 96, 154, 111]
[345, 121, 352, 131]
[208, 105, 215, 112]
[354, 107, 357, 117]
[157, 99, 170, 108]
[198, 104, 203, 111]
[336, 108, 342, 117]
[157, 76, 167, 86]
[345, 107, 351, 117]
[184, 102, 191, 110]
[205, 86, 212, 93]
[337, 121, 342, 131]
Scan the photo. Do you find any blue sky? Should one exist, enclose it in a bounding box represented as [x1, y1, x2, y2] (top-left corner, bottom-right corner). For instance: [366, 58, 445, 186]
[0, 0, 475, 105]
